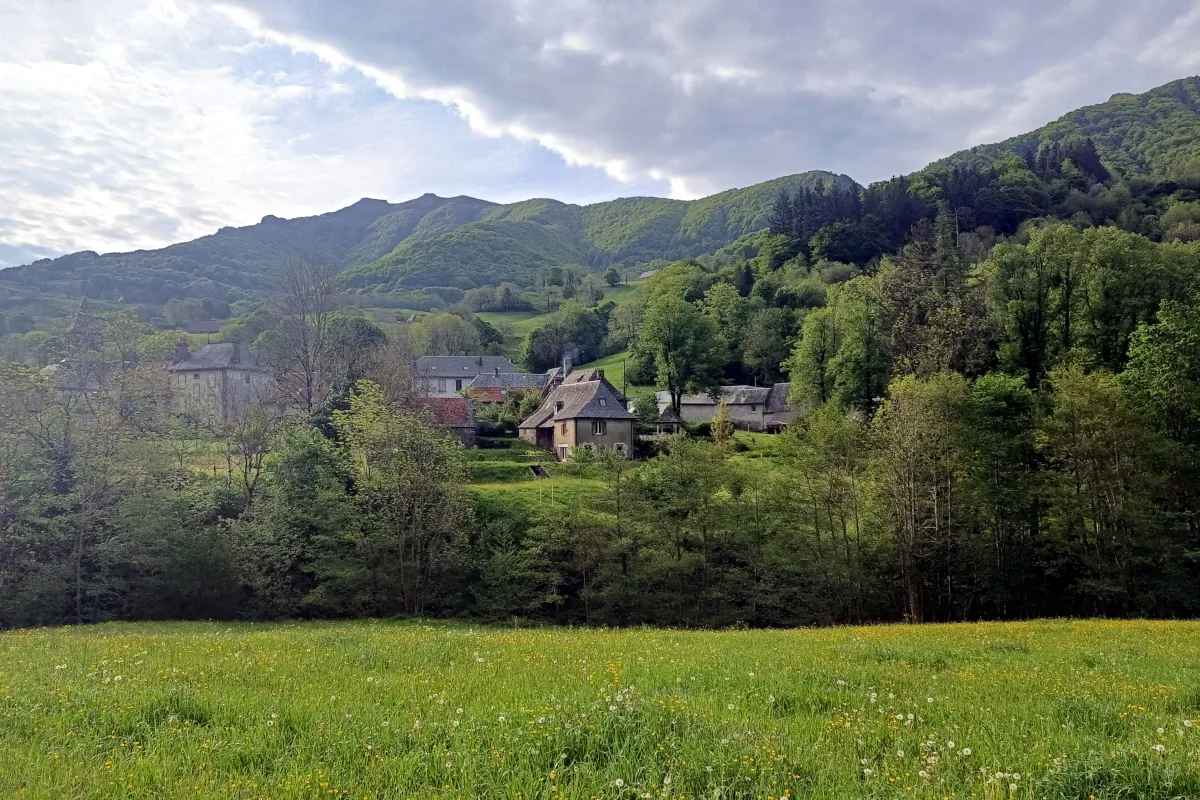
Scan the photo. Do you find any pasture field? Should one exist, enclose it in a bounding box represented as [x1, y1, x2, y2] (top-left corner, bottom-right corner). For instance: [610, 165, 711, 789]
[2, 620, 1199, 799]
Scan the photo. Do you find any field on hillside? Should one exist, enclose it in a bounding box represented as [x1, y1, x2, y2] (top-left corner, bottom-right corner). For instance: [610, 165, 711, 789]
[3, 620, 1199, 799]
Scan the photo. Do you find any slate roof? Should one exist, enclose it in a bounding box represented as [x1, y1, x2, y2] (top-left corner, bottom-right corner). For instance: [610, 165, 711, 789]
[415, 356, 517, 378]
[657, 384, 791, 409]
[520, 375, 635, 430]
[765, 383, 793, 413]
[468, 372, 549, 390]
[167, 342, 264, 372]
[657, 406, 684, 424]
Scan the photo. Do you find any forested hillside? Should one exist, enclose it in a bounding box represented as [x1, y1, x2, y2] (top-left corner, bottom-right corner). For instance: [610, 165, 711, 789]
[0, 172, 850, 308]
[932, 76, 1200, 179]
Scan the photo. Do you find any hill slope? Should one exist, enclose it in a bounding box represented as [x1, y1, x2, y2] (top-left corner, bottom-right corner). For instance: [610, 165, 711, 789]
[932, 76, 1200, 178]
[2, 173, 850, 305]
[341, 171, 853, 291]
[5, 75, 1200, 310]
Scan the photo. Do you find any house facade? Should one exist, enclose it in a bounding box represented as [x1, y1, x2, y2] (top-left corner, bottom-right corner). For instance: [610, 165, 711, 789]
[421, 396, 477, 448]
[519, 370, 635, 460]
[655, 383, 798, 432]
[166, 342, 273, 424]
[415, 356, 519, 397]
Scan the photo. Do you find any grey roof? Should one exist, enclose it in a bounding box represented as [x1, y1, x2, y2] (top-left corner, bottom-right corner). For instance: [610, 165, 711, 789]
[469, 372, 549, 390]
[167, 342, 263, 372]
[657, 406, 683, 424]
[659, 384, 789, 408]
[415, 355, 517, 378]
[766, 383, 793, 413]
[520, 375, 635, 429]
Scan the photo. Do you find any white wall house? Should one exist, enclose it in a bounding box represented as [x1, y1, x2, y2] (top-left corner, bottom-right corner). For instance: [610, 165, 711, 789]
[415, 356, 519, 397]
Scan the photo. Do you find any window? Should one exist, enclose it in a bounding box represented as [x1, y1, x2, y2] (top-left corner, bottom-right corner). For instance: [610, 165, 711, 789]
[561, 422, 568, 435]
[557, 446, 570, 461]
[598, 397, 607, 407]
[555, 400, 564, 411]
[192, 373, 199, 379]
[750, 404, 757, 412]
[592, 420, 607, 435]
[438, 378, 447, 392]
[455, 379, 463, 391]
[614, 442, 628, 455]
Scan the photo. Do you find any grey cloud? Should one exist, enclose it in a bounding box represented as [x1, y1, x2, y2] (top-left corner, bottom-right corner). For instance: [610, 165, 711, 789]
[229, 0, 1200, 193]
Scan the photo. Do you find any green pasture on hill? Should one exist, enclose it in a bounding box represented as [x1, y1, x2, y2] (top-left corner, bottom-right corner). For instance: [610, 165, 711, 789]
[2, 620, 1200, 799]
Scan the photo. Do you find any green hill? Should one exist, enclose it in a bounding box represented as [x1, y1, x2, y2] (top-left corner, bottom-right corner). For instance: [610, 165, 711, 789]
[341, 171, 852, 291]
[931, 76, 1200, 179]
[6, 75, 1200, 312]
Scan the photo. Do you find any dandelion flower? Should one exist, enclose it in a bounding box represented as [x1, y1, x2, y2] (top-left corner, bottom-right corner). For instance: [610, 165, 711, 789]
[1158, 727, 1165, 734]
[947, 741, 955, 749]
[960, 748, 971, 756]
[663, 775, 671, 786]
[1013, 773, 1021, 780]
[614, 778, 625, 788]
[1152, 744, 1165, 754]
[862, 768, 873, 776]
[896, 750, 905, 758]
[919, 770, 928, 778]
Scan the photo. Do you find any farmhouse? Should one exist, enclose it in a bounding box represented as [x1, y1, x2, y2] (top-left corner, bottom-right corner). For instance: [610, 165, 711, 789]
[416, 355, 518, 397]
[166, 342, 273, 424]
[655, 383, 798, 432]
[519, 370, 635, 460]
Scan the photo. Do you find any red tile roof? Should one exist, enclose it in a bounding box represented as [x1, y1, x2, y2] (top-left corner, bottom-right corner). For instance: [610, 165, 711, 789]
[422, 396, 474, 427]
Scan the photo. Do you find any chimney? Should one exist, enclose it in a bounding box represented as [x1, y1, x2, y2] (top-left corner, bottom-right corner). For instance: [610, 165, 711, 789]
[175, 341, 189, 363]
[477, 356, 483, 368]
[494, 366, 500, 377]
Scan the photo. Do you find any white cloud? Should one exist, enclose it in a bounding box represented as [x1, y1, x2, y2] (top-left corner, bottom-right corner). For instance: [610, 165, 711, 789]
[0, 0, 637, 266]
[4, 0, 1200, 266]
[225, 0, 1200, 193]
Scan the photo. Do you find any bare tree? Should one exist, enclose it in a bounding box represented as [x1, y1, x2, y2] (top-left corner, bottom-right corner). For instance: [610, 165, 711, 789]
[261, 258, 341, 413]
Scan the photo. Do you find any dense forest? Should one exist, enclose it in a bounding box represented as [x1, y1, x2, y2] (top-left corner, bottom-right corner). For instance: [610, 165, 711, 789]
[3, 76, 1200, 629]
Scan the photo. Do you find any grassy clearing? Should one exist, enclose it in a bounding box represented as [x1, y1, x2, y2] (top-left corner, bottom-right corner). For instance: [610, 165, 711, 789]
[3, 620, 1200, 798]
[574, 350, 648, 395]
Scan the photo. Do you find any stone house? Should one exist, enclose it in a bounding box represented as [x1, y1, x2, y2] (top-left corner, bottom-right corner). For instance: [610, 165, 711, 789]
[166, 342, 273, 425]
[519, 370, 635, 460]
[655, 383, 798, 432]
[415, 356, 518, 397]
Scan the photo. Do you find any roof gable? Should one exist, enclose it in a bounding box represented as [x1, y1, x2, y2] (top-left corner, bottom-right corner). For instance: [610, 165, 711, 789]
[519, 375, 635, 429]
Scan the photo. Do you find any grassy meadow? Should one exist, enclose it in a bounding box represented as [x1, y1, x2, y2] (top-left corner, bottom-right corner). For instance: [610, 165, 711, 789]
[3, 620, 1200, 799]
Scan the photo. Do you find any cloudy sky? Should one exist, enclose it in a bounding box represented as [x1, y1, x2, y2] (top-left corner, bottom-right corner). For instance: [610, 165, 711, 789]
[3, 0, 1200, 267]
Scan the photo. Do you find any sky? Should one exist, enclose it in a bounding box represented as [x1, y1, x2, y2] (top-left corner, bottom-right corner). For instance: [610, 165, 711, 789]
[3, 0, 1200, 268]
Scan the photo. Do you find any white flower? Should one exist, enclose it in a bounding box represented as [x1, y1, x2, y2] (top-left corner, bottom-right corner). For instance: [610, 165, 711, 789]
[1158, 727, 1165, 734]
[537, 716, 545, 724]
[457, 708, 463, 715]
[610, 705, 618, 712]
[896, 750, 905, 758]
[927, 697, 933, 703]
[888, 693, 895, 699]
[498, 715, 505, 722]
[1152, 744, 1165, 753]
[614, 778, 625, 788]
[1012, 773, 1021, 780]
[663, 775, 671, 786]
[1185, 719, 1194, 727]
[367, 676, 374, 683]
[860, 759, 868, 766]
[947, 741, 954, 749]
[727, 704, 736, 710]
[1009, 784, 1017, 792]
[452, 720, 460, 727]
[919, 770, 928, 778]
[862, 768, 873, 776]
[476, 657, 485, 663]
[907, 713, 914, 721]
[413, 720, 421, 729]
[960, 748, 971, 756]
[837, 679, 846, 687]
[266, 720, 275, 726]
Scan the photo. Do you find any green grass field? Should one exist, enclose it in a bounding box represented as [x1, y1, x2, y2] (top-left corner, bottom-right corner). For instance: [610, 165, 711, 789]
[3, 620, 1199, 799]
